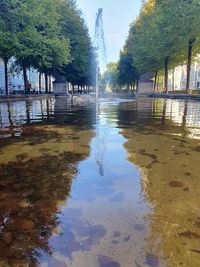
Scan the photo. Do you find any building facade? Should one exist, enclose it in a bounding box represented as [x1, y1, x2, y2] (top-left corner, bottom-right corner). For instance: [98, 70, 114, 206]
[0, 60, 47, 94]
[168, 58, 200, 91]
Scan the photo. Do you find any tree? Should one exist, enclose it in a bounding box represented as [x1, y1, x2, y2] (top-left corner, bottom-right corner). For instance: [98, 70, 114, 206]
[118, 48, 139, 90]
[0, 0, 19, 95]
[126, 0, 200, 93]
[14, 0, 70, 93]
[101, 62, 120, 92]
[165, 0, 200, 92]
[0, 0, 93, 95]
[59, 0, 93, 89]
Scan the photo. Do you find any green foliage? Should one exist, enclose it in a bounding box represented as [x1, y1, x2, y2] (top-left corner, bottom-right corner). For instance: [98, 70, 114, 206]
[14, 0, 70, 73]
[0, 0, 94, 92]
[118, 49, 139, 87]
[100, 62, 121, 92]
[0, 0, 21, 60]
[59, 0, 95, 86]
[126, 0, 200, 91]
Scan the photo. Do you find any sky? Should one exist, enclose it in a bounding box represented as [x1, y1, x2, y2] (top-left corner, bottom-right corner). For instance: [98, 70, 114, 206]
[76, 0, 141, 63]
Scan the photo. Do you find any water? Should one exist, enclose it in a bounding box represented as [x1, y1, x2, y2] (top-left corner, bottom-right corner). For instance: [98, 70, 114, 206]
[0, 96, 200, 267]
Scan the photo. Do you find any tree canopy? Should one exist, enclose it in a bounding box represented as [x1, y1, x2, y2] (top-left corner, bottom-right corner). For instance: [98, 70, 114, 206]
[0, 0, 95, 94]
[125, 0, 200, 93]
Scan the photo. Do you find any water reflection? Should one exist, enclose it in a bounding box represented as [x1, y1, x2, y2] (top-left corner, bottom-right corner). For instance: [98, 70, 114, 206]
[0, 97, 200, 266]
[119, 97, 200, 267]
[0, 97, 95, 266]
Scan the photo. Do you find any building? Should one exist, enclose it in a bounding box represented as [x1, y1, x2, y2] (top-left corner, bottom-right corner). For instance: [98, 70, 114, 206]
[138, 73, 154, 94]
[168, 60, 200, 91]
[0, 59, 47, 94]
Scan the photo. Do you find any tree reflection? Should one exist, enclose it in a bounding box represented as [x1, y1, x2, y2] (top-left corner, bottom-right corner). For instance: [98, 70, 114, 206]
[0, 150, 87, 266]
[0, 97, 95, 266]
[119, 98, 200, 266]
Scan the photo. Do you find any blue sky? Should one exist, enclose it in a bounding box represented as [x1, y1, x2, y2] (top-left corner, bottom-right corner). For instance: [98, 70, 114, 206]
[76, 0, 141, 63]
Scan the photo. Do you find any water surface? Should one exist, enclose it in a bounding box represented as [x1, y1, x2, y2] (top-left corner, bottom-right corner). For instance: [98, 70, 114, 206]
[0, 96, 200, 267]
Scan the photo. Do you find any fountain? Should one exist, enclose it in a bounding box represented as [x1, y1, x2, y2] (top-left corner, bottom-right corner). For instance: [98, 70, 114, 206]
[94, 8, 107, 100]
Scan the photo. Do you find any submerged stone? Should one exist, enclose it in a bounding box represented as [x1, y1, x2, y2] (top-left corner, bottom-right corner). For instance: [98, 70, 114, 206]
[109, 192, 125, 203]
[145, 253, 159, 267]
[134, 224, 145, 232]
[169, 181, 184, 187]
[98, 255, 121, 267]
[179, 231, 200, 239]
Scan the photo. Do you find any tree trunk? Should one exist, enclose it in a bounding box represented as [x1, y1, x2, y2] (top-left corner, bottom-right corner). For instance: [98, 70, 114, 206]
[164, 57, 169, 93]
[172, 69, 175, 92]
[46, 99, 50, 119]
[4, 58, 9, 95]
[136, 81, 139, 93]
[49, 75, 51, 92]
[66, 82, 69, 94]
[162, 76, 165, 92]
[39, 72, 42, 93]
[22, 64, 28, 94]
[162, 101, 167, 125]
[186, 38, 195, 94]
[182, 101, 188, 128]
[154, 70, 158, 92]
[157, 75, 160, 92]
[26, 101, 31, 124]
[45, 72, 48, 93]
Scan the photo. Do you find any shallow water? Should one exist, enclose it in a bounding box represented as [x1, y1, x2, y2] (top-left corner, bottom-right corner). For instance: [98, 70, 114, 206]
[0, 96, 200, 267]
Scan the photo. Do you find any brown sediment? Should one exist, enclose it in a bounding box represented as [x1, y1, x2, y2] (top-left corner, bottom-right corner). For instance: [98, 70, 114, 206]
[0, 151, 86, 263]
[189, 249, 200, 254]
[179, 231, 200, 239]
[169, 181, 184, 188]
[121, 98, 200, 267]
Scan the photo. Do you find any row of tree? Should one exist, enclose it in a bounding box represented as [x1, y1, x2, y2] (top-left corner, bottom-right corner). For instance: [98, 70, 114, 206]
[0, 0, 96, 95]
[102, 0, 200, 93]
[100, 51, 139, 93]
[125, 0, 200, 93]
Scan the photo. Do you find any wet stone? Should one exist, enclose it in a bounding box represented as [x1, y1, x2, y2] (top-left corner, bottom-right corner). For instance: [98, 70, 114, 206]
[134, 224, 145, 232]
[113, 231, 121, 238]
[169, 181, 184, 188]
[183, 187, 189, 192]
[39, 148, 51, 153]
[135, 261, 142, 267]
[112, 240, 119, 245]
[53, 208, 107, 259]
[179, 231, 200, 239]
[48, 257, 68, 267]
[98, 255, 121, 267]
[22, 220, 35, 231]
[189, 249, 200, 254]
[2, 232, 12, 244]
[17, 200, 31, 208]
[124, 235, 131, 242]
[194, 146, 200, 152]
[145, 253, 159, 267]
[109, 192, 125, 203]
[139, 149, 146, 153]
[16, 153, 29, 161]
